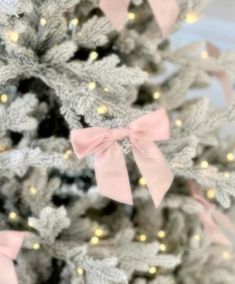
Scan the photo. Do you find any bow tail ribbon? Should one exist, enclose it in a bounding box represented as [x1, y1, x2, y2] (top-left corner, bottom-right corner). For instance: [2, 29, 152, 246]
[0, 231, 25, 284]
[132, 140, 173, 207]
[94, 142, 133, 205]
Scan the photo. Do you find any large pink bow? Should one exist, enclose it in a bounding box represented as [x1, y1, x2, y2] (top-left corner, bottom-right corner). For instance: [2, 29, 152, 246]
[0, 231, 25, 284]
[71, 108, 173, 207]
[207, 43, 234, 105]
[189, 181, 235, 246]
[99, 0, 179, 36]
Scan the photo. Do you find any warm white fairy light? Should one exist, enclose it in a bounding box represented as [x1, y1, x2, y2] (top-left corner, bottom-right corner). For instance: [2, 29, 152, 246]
[136, 233, 147, 242]
[0, 94, 8, 103]
[90, 236, 100, 245]
[185, 11, 200, 24]
[128, 12, 136, 21]
[29, 186, 38, 195]
[175, 119, 183, 127]
[70, 18, 79, 26]
[88, 82, 97, 90]
[157, 230, 166, 239]
[153, 91, 161, 100]
[89, 51, 98, 61]
[224, 171, 231, 178]
[148, 266, 157, 275]
[226, 153, 234, 162]
[223, 251, 232, 260]
[193, 234, 201, 241]
[33, 243, 40, 250]
[200, 51, 209, 60]
[64, 149, 73, 160]
[206, 189, 215, 200]
[77, 267, 84, 275]
[94, 227, 106, 238]
[200, 160, 209, 169]
[138, 177, 146, 186]
[159, 243, 167, 252]
[6, 30, 19, 43]
[40, 17, 47, 26]
[8, 211, 17, 220]
[96, 105, 108, 115]
[104, 87, 109, 93]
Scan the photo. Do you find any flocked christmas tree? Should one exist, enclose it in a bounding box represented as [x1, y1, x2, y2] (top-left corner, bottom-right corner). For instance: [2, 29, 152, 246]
[1, 0, 235, 283]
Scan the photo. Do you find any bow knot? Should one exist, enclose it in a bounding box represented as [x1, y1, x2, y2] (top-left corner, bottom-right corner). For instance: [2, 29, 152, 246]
[111, 127, 130, 141]
[71, 108, 173, 207]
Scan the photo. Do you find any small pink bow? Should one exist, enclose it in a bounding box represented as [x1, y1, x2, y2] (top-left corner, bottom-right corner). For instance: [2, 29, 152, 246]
[189, 181, 235, 246]
[71, 108, 173, 207]
[0, 231, 25, 284]
[99, 0, 179, 36]
[207, 43, 234, 105]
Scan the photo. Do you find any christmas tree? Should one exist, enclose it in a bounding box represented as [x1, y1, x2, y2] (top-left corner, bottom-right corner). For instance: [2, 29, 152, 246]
[1, 0, 235, 283]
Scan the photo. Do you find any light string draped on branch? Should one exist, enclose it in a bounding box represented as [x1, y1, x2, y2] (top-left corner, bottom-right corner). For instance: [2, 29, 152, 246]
[71, 108, 173, 207]
[189, 180, 235, 246]
[0, 231, 25, 284]
[99, 0, 179, 37]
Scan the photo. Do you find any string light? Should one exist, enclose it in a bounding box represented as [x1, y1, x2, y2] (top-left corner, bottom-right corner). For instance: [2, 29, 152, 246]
[0, 94, 8, 103]
[157, 230, 166, 239]
[200, 160, 209, 169]
[175, 119, 183, 127]
[8, 212, 17, 220]
[185, 11, 200, 24]
[138, 177, 146, 186]
[6, 30, 19, 43]
[136, 233, 147, 242]
[128, 12, 136, 21]
[64, 149, 73, 160]
[88, 82, 97, 90]
[200, 51, 209, 60]
[104, 87, 109, 93]
[223, 251, 232, 260]
[39, 18, 47, 26]
[226, 153, 234, 162]
[70, 18, 79, 26]
[148, 266, 157, 275]
[94, 227, 106, 238]
[206, 189, 215, 200]
[33, 243, 40, 250]
[77, 267, 84, 275]
[96, 105, 108, 115]
[193, 234, 201, 241]
[90, 236, 100, 245]
[28, 220, 33, 227]
[224, 171, 230, 178]
[159, 243, 167, 252]
[153, 91, 161, 100]
[29, 186, 38, 195]
[89, 51, 98, 61]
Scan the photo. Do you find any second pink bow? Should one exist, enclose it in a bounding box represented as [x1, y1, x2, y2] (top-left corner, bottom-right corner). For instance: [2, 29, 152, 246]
[0, 231, 25, 284]
[71, 108, 173, 207]
[99, 0, 179, 36]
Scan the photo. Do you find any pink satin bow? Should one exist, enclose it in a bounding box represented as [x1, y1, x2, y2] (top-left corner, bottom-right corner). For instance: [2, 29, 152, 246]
[99, 0, 179, 36]
[189, 181, 235, 246]
[0, 231, 25, 284]
[207, 43, 234, 105]
[71, 108, 173, 207]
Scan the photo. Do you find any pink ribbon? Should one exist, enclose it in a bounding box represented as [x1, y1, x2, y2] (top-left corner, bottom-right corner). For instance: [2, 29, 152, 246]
[71, 108, 173, 207]
[189, 181, 235, 246]
[207, 43, 234, 105]
[0, 231, 25, 284]
[99, 0, 179, 36]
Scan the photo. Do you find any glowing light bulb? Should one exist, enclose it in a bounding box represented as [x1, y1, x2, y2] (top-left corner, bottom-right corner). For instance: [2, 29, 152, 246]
[157, 230, 166, 239]
[207, 189, 215, 200]
[88, 82, 97, 90]
[40, 18, 47, 26]
[223, 251, 232, 260]
[95, 228, 105, 237]
[226, 153, 234, 162]
[33, 243, 40, 250]
[200, 51, 209, 60]
[148, 266, 157, 275]
[90, 236, 100, 245]
[185, 11, 200, 24]
[128, 12, 136, 21]
[96, 105, 108, 115]
[8, 212, 17, 220]
[153, 91, 161, 100]
[0, 94, 8, 103]
[71, 18, 79, 26]
[200, 160, 209, 169]
[224, 172, 230, 178]
[77, 267, 84, 275]
[89, 51, 98, 61]
[159, 243, 167, 252]
[29, 186, 38, 195]
[138, 177, 146, 186]
[64, 149, 72, 160]
[104, 87, 109, 93]
[7, 31, 19, 43]
[136, 233, 147, 242]
[175, 119, 183, 127]
[193, 234, 201, 241]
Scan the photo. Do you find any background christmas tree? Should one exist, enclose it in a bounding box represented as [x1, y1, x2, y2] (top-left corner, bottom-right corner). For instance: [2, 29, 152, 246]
[1, 0, 235, 283]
